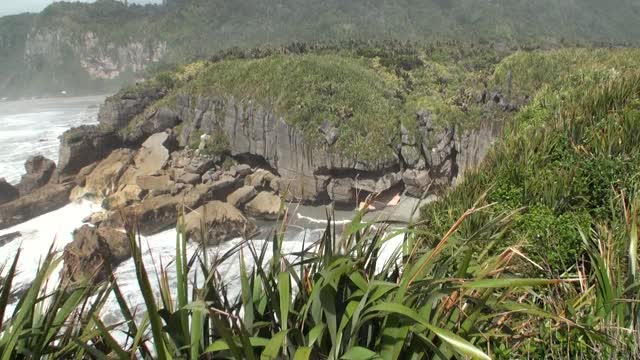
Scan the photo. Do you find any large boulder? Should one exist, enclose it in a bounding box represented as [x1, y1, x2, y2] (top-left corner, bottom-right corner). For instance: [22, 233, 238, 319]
[226, 186, 257, 208]
[17, 155, 56, 194]
[62, 225, 131, 285]
[104, 184, 145, 210]
[133, 132, 173, 176]
[0, 183, 73, 230]
[245, 192, 283, 220]
[183, 175, 240, 209]
[0, 178, 19, 205]
[136, 175, 173, 192]
[184, 201, 257, 244]
[57, 125, 120, 177]
[80, 149, 135, 199]
[123, 194, 182, 235]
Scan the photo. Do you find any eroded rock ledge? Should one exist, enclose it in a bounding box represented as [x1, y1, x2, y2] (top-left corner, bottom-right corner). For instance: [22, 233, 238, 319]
[0, 82, 518, 285]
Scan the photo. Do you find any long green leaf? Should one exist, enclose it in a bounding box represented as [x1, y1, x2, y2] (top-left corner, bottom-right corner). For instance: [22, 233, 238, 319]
[368, 303, 491, 360]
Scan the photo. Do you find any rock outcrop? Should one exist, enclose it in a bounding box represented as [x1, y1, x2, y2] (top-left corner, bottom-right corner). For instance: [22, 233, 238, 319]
[99, 84, 167, 131]
[78, 149, 135, 199]
[170, 94, 503, 203]
[0, 178, 19, 206]
[245, 192, 283, 220]
[56, 125, 120, 177]
[62, 225, 131, 285]
[0, 183, 73, 230]
[227, 186, 257, 208]
[184, 201, 257, 244]
[17, 155, 56, 194]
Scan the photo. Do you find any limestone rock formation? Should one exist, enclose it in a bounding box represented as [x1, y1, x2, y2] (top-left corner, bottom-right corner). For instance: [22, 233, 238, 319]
[17, 155, 56, 194]
[82, 149, 135, 198]
[327, 178, 355, 203]
[99, 84, 167, 131]
[57, 125, 120, 177]
[0, 183, 74, 230]
[227, 186, 257, 208]
[0, 178, 19, 205]
[245, 192, 283, 220]
[62, 225, 131, 285]
[184, 201, 257, 244]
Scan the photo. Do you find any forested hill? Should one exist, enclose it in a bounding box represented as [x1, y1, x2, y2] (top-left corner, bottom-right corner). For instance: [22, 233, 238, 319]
[1, 0, 639, 97]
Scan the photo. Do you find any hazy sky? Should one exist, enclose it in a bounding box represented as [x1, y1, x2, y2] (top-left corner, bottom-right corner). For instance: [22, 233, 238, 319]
[0, 0, 159, 16]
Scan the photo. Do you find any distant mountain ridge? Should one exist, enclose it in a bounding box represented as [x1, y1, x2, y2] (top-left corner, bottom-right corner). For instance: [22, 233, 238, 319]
[1, 0, 639, 97]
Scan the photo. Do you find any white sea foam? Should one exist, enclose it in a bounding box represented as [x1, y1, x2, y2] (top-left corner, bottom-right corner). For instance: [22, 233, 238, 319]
[0, 96, 102, 184]
[0, 96, 407, 335]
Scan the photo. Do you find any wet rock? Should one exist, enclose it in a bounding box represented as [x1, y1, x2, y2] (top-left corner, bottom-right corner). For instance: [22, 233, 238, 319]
[0, 183, 73, 230]
[0, 178, 19, 205]
[245, 192, 283, 220]
[17, 155, 56, 194]
[62, 225, 131, 285]
[184, 201, 257, 245]
[57, 125, 120, 177]
[227, 186, 257, 208]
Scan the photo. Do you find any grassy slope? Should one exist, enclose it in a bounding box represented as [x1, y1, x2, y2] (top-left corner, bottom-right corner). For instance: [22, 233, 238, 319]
[133, 44, 511, 159]
[421, 48, 640, 272]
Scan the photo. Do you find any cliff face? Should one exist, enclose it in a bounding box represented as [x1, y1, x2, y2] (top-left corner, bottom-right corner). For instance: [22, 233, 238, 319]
[128, 92, 503, 202]
[24, 30, 166, 80]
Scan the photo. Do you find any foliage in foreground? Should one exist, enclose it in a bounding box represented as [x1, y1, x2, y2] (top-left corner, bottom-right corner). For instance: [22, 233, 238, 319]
[0, 201, 580, 359]
[0, 192, 638, 359]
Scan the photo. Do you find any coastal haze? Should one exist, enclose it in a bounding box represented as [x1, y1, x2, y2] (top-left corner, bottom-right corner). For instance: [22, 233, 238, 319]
[0, 0, 159, 16]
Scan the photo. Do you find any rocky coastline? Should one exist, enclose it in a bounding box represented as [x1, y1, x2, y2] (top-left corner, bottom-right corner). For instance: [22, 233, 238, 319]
[0, 83, 518, 284]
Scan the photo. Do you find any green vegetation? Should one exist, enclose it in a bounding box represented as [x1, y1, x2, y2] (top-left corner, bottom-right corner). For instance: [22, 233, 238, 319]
[1, 46, 640, 359]
[0, 206, 579, 358]
[422, 48, 640, 274]
[146, 43, 511, 160]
